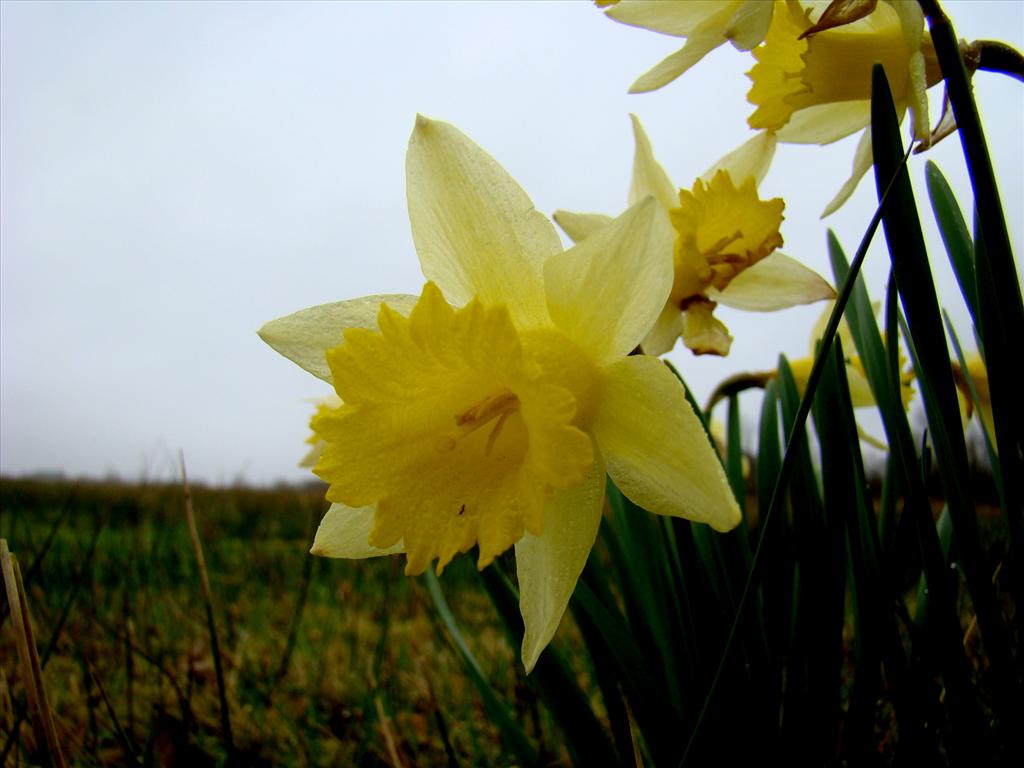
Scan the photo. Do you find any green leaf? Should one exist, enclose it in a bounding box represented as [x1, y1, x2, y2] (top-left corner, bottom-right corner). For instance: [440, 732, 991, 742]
[925, 161, 978, 326]
[474, 563, 619, 766]
[423, 569, 537, 765]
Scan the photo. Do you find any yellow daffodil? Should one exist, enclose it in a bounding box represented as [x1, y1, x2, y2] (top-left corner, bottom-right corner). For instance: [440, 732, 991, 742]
[601, 0, 776, 93]
[554, 115, 833, 357]
[299, 395, 341, 469]
[747, 0, 942, 215]
[789, 301, 914, 405]
[259, 116, 740, 671]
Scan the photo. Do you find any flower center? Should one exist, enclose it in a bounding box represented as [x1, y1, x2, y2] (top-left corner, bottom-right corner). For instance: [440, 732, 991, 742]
[439, 390, 521, 455]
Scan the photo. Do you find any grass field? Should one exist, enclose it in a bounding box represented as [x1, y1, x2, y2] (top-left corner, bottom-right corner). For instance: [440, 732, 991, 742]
[0, 477, 583, 767]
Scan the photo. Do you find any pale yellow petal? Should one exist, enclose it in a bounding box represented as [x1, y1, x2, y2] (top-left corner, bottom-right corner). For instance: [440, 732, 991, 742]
[605, 0, 734, 37]
[821, 127, 874, 217]
[682, 300, 733, 356]
[700, 130, 777, 186]
[311, 503, 405, 558]
[544, 198, 673, 364]
[775, 100, 871, 144]
[258, 294, 418, 383]
[516, 449, 605, 673]
[628, 26, 731, 93]
[590, 356, 741, 531]
[406, 115, 561, 327]
[640, 302, 683, 356]
[883, 0, 927, 120]
[552, 210, 614, 244]
[710, 251, 835, 311]
[726, 0, 775, 50]
[846, 362, 877, 408]
[806, 301, 856, 355]
[629, 114, 679, 212]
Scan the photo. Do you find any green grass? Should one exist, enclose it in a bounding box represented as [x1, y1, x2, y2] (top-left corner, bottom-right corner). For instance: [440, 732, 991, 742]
[0, 478, 578, 767]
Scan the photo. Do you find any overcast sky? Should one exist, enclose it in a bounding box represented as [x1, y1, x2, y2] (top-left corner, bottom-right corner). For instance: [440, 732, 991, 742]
[2, 1, 1021, 485]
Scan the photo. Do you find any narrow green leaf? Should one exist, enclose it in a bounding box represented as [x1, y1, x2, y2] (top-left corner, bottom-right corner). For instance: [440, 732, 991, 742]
[474, 563, 619, 766]
[423, 569, 537, 765]
[925, 161, 979, 326]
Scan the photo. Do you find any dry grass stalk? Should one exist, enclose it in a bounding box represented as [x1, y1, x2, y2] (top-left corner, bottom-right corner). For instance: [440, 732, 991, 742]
[0, 539, 68, 767]
[179, 452, 235, 757]
[374, 694, 406, 768]
[84, 655, 139, 764]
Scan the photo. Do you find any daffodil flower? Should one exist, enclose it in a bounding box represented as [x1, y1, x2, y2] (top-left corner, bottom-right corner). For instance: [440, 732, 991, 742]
[259, 116, 740, 671]
[554, 115, 834, 357]
[787, 301, 914, 450]
[299, 395, 341, 469]
[601, 0, 776, 93]
[747, 0, 942, 215]
[952, 354, 994, 449]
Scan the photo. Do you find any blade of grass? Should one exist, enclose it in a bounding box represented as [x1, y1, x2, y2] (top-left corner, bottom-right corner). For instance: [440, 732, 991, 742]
[476, 562, 620, 767]
[813, 342, 887, 760]
[925, 162, 978, 326]
[179, 453, 234, 761]
[0, 487, 76, 630]
[84, 656, 139, 765]
[422, 567, 537, 766]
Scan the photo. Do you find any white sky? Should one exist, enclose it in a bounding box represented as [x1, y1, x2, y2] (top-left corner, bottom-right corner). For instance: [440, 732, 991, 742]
[2, 1, 1021, 485]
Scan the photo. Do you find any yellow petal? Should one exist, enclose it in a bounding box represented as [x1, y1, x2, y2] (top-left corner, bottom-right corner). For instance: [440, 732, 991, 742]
[845, 360, 877, 408]
[258, 294, 418, 383]
[884, 0, 932, 142]
[726, 0, 775, 50]
[406, 115, 561, 328]
[821, 127, 874, 217]
[806, 300, 856, 354]
[590, 356, 741, 531]
[700, 130, 777, 187]
[641, 302, 684, 356]
[516, 448, 605, 673]
[775, 100, 871, 144]
[552, 210, 614, 244]
[747, 0, 810, 132]
[710, 251, 835, 311]
[605, 0, 737, 37]
[544, 198, 673, 364]
[628, 24, 732, 93]
[681, 298, 733, 356]
[629, 114, 679, 211]
[311, 503, 405, 558]
[316, 282, 593, 575]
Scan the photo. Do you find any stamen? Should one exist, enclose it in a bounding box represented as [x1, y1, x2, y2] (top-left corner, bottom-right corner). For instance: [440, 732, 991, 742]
[485, 410, 512, 456]
[437, 390, 521, 453]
